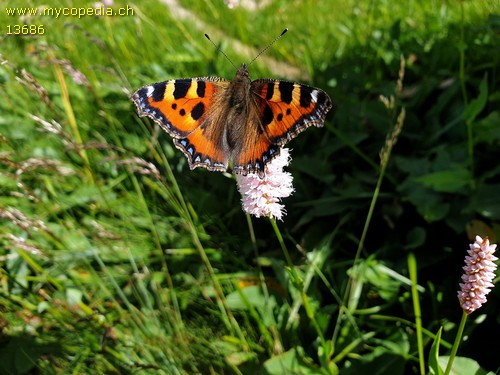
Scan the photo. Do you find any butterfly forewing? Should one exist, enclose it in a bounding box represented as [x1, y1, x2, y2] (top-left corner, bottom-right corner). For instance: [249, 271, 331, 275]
[251, 79, 332, 146]
[132, 78, 227, 137]
[132, 77, 231, 171]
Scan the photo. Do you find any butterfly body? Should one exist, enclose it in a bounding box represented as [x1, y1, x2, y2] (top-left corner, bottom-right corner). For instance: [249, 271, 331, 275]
[132, 63, 332, 177]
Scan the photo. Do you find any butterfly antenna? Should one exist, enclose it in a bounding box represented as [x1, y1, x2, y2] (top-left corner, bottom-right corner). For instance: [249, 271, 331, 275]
[205, 33, 237, 69]
[248, 28, 288, 67]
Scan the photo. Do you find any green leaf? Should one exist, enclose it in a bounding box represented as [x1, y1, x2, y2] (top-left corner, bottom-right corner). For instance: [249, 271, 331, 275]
[342, 350, 405, 375]
[415, 168, 471, 193]
[463, 76, 488, 123]
[263, 348, 322, 375]
[225, 285, 278, 311]
[475, 111, 500, 144]
[225, 351, 258, 366]
[0, 337, 59, 374]
[428, 327, 443, 375]
[406, 227, 427, 249]
[470, 183, 500, 219]
[348, 257, 412, 303]
[438, 356, 494, 375]
[399, 178, 451, 222]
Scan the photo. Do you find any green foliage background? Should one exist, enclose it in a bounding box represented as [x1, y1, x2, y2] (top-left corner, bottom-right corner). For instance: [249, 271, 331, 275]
[1, 0, 499, 374]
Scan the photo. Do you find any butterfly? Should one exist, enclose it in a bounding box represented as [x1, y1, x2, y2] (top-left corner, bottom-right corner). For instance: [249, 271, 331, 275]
[131, 45, 332, 178]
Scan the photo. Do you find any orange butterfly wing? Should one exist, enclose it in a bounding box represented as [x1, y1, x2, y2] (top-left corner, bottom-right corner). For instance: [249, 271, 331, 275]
[131, 78, 231, 172]
[253, 79, 332, 144]
[233, 79, 332, 176]
[132, 66, 333, 178]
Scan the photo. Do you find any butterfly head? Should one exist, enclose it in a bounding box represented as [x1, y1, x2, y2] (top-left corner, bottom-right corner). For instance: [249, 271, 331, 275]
[237, 64, 250, 78]
[233, 64, 252, 89]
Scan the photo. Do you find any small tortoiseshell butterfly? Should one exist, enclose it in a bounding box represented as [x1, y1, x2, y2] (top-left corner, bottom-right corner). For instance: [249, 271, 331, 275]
[131, 30, 332, 177]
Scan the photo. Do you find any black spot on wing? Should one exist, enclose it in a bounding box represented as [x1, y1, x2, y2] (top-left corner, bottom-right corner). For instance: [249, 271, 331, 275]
[197, 81, 206, 97]
[265, 82, 274, 100]
[152, 82, 166, 102]
[173, 79, 192, 100]
[136, 87, 149, 100]
[299, 86, 313, 108]
[191, 102, 204, 120]
[316, 90, 329, 107]
[279, 81, 294, 104]
[262, 104, 273, 126]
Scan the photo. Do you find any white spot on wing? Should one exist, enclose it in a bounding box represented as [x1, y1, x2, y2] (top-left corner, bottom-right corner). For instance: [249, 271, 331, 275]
[311, 90, 319, 103]
[146, 86, 154, 97]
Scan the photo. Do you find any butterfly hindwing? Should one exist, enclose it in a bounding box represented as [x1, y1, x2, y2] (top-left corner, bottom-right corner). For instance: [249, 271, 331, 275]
[131, 77, 230, 171]
[173, 127, 228, 172]
[251, 79, 332, 145]
[233, 127, 281, 177]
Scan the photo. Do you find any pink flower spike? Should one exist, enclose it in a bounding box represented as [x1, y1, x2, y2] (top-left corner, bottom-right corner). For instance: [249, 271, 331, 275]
[457, 236, 498, 314]
[236, 148, 294, 221]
